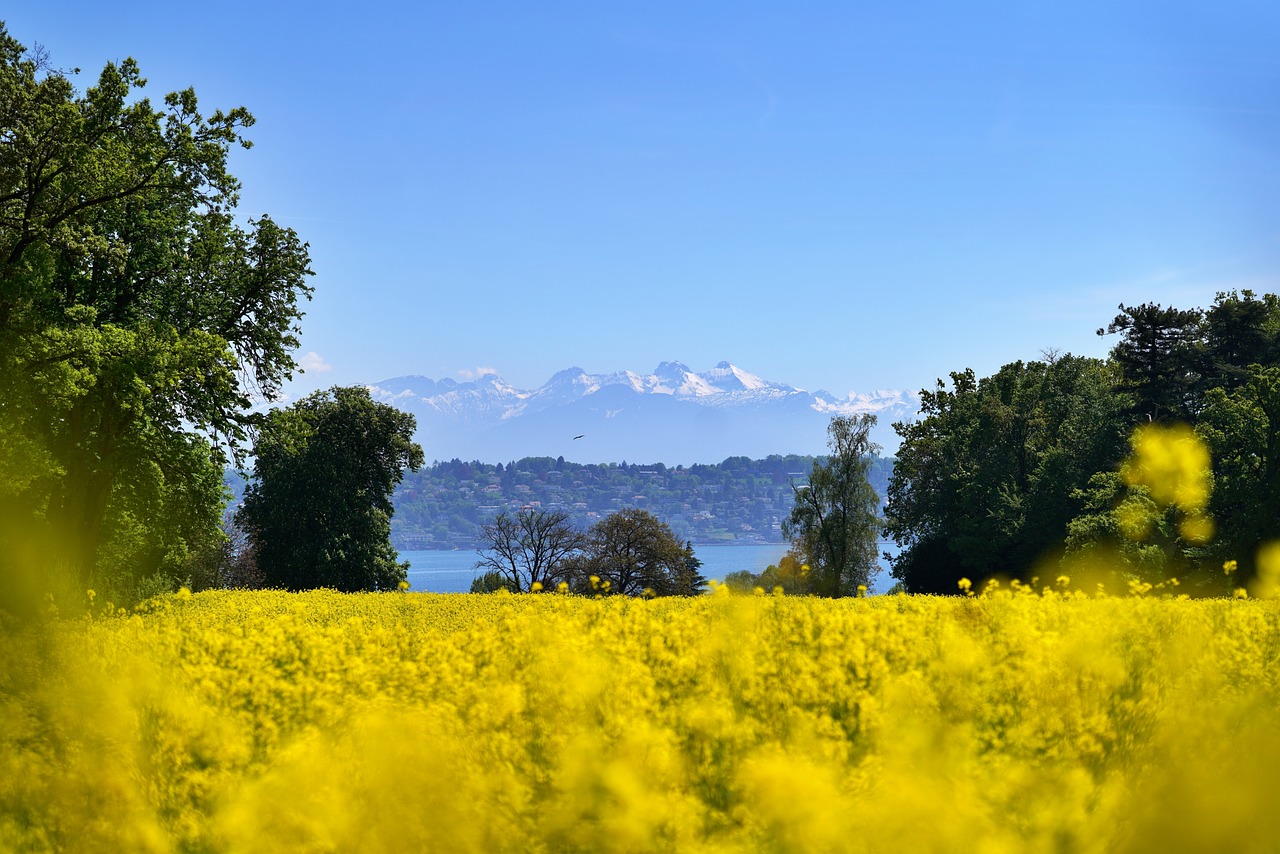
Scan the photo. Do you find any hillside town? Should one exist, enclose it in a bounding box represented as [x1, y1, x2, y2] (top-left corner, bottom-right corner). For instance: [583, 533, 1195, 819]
[390, 454, 894, 550]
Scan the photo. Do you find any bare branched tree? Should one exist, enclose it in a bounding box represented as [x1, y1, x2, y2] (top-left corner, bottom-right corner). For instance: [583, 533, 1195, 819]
[476, 509, 585, 592]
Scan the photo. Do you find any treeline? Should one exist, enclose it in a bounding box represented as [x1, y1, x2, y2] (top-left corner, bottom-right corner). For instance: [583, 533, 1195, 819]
[886, 291, 1280, 595]
[391, 454, 894, 550]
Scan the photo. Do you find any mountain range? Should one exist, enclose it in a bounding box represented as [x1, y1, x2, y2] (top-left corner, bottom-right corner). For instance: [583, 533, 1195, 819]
[367, 361, 919, 464]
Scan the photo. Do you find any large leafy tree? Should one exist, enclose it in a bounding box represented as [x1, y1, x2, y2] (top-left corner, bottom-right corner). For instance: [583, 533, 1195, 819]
[565, 508, 705, 596]
[782, 414, 882, 597]
[0, 24, 312, 601]
[887, 356, 1129, 593]
[238, 386, 424, 592]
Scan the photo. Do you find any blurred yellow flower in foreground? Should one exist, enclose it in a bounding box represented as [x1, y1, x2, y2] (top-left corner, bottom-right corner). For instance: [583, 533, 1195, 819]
[1122, 423, 1212, 513]
[4, 587, 1280, 851]
[1250, 541, 1280, 600]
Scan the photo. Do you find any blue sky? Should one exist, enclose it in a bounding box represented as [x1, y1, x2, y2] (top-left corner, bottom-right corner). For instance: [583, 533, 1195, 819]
[10, 2, 1280, 399]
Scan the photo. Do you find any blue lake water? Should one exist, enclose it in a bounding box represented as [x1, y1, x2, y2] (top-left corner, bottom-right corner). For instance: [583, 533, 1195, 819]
[402, 542, 897, 593]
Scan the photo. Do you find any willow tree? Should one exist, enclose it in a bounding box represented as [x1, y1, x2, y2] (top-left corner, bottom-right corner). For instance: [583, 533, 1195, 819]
[783, 414, 882, 597]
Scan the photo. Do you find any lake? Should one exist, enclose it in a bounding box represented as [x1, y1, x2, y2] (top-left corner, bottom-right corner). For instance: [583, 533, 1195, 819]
[402, 542, 898, 593]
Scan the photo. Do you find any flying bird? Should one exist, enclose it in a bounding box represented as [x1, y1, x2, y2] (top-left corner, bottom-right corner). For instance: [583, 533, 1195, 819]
[573, 434, 585, 440]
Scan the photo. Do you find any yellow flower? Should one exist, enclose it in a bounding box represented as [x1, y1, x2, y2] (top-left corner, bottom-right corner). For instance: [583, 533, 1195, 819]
[1179, 513, 1214, 545]
[1223, 560, 1238, 576]
[531, 582, 543, 593]
[397, 580, 410, 591]
[1249, 540, 1280, 600]
[1122, 423, 1212, 513]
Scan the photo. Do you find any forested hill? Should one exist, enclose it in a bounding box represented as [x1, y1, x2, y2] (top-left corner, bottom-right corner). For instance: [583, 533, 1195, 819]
[389, 455, 894, 551]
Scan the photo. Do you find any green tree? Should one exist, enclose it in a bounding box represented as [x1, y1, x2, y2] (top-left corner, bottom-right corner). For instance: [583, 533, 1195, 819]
[756, 553, 815, 595]
[1098, 303, 1203, 421]
[887, 356, 1129, 593]
[722, 569, 760, 594]
[783, 414, 882, 597]
[565, 508, 705, 596]
[1199, 365, 1280, 586]
[237, 386, 424, 592]
[0, 25, 312, 606]
[475, 509, 585, 592]
[469, 570, 514, 593]
[1201, 290, 1280, 394]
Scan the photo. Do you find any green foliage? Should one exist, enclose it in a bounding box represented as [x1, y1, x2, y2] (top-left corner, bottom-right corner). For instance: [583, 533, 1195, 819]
[887, 356, 1130, 593]
[1065, 472, 1191, 585]
[391, 454, 892, 550]
[889, 289, 1280, 594]
[1098, 302, 1203, 421]
[782, 414, 882, 596]
[238, 387, 424, 591]
[1201, 290, 1280, 394]
[1198, 365, 1280, 585]
[718, 553, 818, 595]
[721, 569, 760, 594]
[469, 570, 514, 593]
[0, 24, 312, 607]
[564, 508, 705, 596]
[757, 553, 816, 595]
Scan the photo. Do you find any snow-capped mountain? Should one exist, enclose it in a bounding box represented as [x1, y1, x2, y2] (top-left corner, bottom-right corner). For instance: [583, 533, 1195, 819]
[367, 361, 918, 464]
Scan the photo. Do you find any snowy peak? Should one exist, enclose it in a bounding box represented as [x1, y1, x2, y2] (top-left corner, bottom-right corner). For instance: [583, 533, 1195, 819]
[691, 363, 798, 399]
[650, 361, 717, 397]
[701, 361, 756, 391]
[540, 367, 594, 395]
[366, 361, 919, 462]
[371, 361, 914, 415]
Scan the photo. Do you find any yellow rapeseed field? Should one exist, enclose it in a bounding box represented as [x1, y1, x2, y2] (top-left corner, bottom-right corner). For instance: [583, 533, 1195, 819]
[4, 585, 1280, 853]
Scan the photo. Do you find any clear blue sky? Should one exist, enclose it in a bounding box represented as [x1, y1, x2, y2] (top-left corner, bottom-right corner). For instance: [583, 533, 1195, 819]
[10, 2, 1280, 399]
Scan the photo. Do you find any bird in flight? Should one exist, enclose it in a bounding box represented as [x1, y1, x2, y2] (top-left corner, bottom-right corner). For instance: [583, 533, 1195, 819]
[573, 434, 585, 440]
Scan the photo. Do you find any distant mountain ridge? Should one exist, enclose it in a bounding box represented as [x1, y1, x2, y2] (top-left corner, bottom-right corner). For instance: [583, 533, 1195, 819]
[367, 361, 918, 464]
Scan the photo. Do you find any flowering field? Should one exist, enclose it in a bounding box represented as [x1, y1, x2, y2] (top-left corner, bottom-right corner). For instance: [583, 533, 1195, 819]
[3, 588, 1280, 852]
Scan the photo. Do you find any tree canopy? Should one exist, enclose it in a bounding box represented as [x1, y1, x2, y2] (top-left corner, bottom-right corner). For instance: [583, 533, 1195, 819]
[237, 386, 424, 592]
[886, 356, 1129, 593]
[782, 414, 882, 596]
[0, 24, 312, 609]
[564, 508, 705, 596]
[888, 290, 1280, 594]
[1098, 303, 1202, 422]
